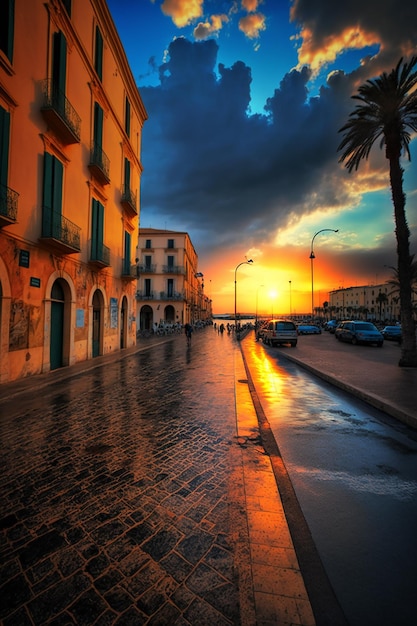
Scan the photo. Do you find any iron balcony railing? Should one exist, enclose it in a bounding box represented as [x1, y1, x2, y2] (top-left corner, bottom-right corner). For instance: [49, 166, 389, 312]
[121, 263, 140, 279]
[89, 141, 110, 184]
[41, 208, 81, 251]
[121, 184, 137, 216]
[41, 79, 81, 143]
[0, 184, 19, 226]
[138, 263, 157, 273]
[159, 291, 184, 301]
[136, 291, 155, 300]
[162, 265, 185, 274]
[89, 241, 110, 267]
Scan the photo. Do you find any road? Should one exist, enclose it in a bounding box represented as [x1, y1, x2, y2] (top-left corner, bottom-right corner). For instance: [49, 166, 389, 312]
[241, 332, 417, 626]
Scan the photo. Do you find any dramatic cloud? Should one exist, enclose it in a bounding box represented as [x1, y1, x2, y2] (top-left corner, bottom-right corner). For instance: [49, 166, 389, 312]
[135, 0, 416, 297]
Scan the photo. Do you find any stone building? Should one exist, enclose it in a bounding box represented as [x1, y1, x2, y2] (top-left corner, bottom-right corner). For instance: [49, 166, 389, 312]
[0, 0, 147, 382]
[328, 283, 403, 322]
[136, 228, 212, 331]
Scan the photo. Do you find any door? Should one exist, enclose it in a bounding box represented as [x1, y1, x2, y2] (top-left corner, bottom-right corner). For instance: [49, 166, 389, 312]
[120, 296, 127, 348]
[92, 290, 102, 357]
[50, 280, 65, 370]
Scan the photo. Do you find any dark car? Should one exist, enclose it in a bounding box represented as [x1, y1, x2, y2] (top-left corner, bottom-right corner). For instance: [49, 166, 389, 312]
[297, 324, 322, 335]
[381, 325, 402, 342]
[324, 320, 339, 333]
[335, 321, 384, 346]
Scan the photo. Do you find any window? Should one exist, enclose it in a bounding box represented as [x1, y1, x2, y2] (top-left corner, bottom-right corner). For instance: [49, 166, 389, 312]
[94, 26, 103, 80]
[167, 278, 174, 297]
[52, 31, 67, 106]
[144, 278, 151, 297]
[124, 157, 130, 191]
[0, 105, 10, 191]
[91, 199, 104, 259]
[167, 239, 174, 249]
[144, 255, 152, 270]
[123, 230, 131, 274]
[167, 255, 174, 269]
[93, 102, 103, 150]
[42, 152, 63, 236]
[0, 0, 14, 63]
[145, 239, 152, 249]
[125, 97, 130, 137]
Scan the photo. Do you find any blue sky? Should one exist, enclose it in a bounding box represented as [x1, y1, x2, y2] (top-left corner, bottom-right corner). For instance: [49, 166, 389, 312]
[107, 0, 417, 313]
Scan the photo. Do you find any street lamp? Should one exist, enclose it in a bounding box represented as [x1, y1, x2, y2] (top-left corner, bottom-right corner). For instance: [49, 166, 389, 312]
[289, 280, 292, 317]
[234, 258, 253, 338]
[310, 229, 339, 320]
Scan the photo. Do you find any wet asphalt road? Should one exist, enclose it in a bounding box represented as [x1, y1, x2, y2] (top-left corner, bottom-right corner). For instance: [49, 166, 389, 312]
[0, 330, 249, 625]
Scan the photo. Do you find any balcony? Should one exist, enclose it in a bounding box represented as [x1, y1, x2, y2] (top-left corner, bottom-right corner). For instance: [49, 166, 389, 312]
[0, 184, 19, 227]
[88, 142, 110, 185]
[136, 291, 155, 300]
[162, 265, 185, 274]
[89, 240, 110, 268]
[41, 80, 81, 144]
[121, 263, 140, 280]
[159, 291, 184, 301]
[40, 208, 81, 253]
[138, 263, 157, 273]
[121, 184, 137, 218]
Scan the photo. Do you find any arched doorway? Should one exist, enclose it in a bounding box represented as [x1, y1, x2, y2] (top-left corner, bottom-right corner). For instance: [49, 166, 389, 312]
[165, 304, 175, 323]
[140, 305, 153, 330]
[120, 296, 128, 348]
[50, 279, 65, 370]
[92, 290, 104, 357]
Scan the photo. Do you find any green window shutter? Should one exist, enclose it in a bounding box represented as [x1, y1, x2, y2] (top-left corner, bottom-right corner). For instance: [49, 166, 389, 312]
[0, 0, 14, 62]
[52, 156, 63, 213]
[125, 97, 130, 137]
[91, 198, 104, 258]
[0, 106, 10, 188]
[124, 231, 131, 273]
[43, 152, 54, 211]
[52, 31, 67, 97]
[95, 26, 103, 80]
[124, 158, 130, 189]
[94, 102, 103, 148]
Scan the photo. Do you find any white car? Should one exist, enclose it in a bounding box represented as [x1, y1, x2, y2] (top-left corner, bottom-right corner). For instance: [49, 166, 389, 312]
[263, 320, 298, 347]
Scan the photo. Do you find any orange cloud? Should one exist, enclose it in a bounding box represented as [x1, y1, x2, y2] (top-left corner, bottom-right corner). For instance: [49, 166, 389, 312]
[238, 13, 266, 39]
[160, 0, 204, 28]
[241, 0, 263, 11]
[194, 14, 229, 40]
[296, 26, 379, 71]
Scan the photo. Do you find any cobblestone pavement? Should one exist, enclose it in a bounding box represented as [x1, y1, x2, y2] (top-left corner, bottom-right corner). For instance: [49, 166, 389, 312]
[1, 330, 255, 625]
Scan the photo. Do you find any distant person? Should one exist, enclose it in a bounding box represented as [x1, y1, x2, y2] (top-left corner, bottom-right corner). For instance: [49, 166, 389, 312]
[184, 323, 193, 346]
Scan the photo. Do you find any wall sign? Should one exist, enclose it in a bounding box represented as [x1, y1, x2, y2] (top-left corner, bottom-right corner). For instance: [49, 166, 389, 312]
[30, 277, 41, 288]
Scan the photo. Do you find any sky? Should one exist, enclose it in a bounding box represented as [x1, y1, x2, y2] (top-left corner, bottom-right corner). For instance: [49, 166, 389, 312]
[106, 0, 417, 316]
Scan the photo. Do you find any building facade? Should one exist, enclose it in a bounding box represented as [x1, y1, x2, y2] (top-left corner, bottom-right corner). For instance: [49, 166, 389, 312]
[328, 283, 406, 322]
[136, 228, 212, 331]
[0, 0, 147, 382]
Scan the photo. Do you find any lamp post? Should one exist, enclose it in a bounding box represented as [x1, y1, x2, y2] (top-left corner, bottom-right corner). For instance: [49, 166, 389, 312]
[310, 229, 338, 320]
[234, 258, 253, 338]
[289, 280, 292, 317]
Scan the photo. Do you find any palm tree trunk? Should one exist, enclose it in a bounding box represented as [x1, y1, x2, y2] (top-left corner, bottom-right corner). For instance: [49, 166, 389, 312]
[389, 156, 417, 366]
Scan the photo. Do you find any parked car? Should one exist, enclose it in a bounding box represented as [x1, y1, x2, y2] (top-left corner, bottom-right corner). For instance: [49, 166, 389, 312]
[335, 321, 384, 346]
[263, 320, 298, 347]
[297, 324, 322, 335]
[324, 320, 339, 333]
[381, 325, 402, 342]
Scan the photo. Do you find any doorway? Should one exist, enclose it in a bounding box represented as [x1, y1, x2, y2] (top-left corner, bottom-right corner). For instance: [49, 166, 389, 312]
[92, 290, 103, 357]
[50, 279, 65, 369]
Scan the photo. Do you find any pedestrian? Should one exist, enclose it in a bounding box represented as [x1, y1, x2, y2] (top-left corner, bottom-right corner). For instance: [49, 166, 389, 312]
[184, 322, 193, 346]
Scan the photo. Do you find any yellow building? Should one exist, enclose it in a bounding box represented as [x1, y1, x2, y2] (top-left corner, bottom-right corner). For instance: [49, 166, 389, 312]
[137, 228, 212, 331]
[0, 0, 147, 382]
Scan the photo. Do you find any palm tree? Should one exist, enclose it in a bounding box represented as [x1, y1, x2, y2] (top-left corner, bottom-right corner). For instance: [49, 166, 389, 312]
[338, 57, 417, 367]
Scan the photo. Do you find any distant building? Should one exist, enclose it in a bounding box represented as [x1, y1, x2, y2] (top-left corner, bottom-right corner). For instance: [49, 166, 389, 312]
[328, 283, 407, 322]
[136, 228, 212, 330]
[0, 0, 147, 383]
